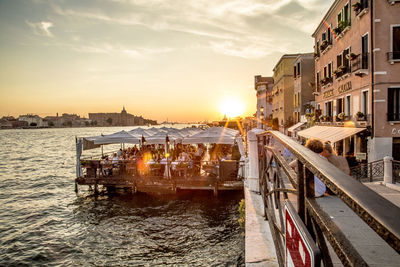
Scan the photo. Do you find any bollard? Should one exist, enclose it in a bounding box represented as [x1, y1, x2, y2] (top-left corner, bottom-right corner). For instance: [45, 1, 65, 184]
[384, 156, 394, 184]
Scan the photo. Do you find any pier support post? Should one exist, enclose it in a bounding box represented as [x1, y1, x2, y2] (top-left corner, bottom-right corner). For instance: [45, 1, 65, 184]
[214, 183, 218, 196]
[384, 156, 393, 184]
[94, 182, 99, 195]
[75, 181, 78, 193]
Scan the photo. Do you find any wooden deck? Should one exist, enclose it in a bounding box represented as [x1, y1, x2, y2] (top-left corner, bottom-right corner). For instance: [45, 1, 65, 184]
[75, 174, 243, 195]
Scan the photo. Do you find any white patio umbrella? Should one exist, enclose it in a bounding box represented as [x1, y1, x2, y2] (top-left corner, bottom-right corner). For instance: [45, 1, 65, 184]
[93, 130, 140, 145]
[182, 127, 239, 145]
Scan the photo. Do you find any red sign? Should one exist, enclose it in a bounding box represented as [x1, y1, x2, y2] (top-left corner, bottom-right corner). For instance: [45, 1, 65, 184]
[285, 202, 320, 267]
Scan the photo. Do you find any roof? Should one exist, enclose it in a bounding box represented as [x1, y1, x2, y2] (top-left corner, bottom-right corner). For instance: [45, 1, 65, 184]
[312, 0, 341, 37]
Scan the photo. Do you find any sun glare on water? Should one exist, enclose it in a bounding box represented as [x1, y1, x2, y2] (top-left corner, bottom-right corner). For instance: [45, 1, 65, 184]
[219, 98, 245, 118]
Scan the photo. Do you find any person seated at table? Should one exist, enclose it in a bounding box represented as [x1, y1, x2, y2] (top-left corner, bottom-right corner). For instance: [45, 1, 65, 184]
[101, 155, 112, 176]
[112, 153, 119, 166]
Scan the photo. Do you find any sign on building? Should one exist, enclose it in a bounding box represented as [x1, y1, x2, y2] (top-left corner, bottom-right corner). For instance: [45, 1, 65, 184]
[285, 201, 320, 267]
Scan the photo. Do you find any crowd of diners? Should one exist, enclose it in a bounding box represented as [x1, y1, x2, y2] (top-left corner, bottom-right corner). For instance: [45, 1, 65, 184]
[95, 143, 241, 178]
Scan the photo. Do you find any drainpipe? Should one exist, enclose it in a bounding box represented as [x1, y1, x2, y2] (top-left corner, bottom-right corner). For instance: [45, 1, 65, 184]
[370, 0, 375, 139]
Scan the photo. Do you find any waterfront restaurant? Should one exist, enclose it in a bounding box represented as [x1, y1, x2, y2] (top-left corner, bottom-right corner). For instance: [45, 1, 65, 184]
[305, 0, 400, 163]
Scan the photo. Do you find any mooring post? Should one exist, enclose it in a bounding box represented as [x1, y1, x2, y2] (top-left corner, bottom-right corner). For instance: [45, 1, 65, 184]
[214, 183, 218, 196]
[94, 181, 99, 195]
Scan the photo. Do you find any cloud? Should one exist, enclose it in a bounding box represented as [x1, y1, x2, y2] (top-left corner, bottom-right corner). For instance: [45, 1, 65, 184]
[26, 21, 54, 37]
[46, 0, 333, 58]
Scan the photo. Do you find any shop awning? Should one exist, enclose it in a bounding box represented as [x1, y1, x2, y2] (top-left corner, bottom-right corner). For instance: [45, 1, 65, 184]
[297, 126, 365, 143]
[288, 122, 306, 133]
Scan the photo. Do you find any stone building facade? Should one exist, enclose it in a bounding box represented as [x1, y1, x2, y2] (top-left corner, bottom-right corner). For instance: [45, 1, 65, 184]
[293, 53, 315, 123]
[272, 54, 301, 133]
[312, 0, 400, 161]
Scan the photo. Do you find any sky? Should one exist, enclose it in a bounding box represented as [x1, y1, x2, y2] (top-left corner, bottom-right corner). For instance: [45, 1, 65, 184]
[0, 0, 334, 122]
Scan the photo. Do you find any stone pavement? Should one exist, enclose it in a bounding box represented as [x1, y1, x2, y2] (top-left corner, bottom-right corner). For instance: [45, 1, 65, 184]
[364, 182, 400, 207]
[245, 185, 278, 266]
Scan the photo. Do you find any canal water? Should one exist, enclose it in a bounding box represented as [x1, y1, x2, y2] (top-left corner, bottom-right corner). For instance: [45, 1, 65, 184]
[0, 127, 244, 266]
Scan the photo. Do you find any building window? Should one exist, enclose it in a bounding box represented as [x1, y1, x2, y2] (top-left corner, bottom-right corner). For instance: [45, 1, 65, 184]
[328, 62, 333, 78]
[325, 101, 333, 117]
[388, 88, 400, 121]
[390, 25, 400, 60]
[337, 98, 344, 114]
[345, 95, 351, 116]
[361, 90, 369, 116]
[362, 34, 369, 69]
[316, 72, 320, 91]
[297, 62, 301, 76]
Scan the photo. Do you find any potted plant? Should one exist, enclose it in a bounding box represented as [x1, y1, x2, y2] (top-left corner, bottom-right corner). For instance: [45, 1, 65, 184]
[352, 2, 361, 12]
[346, 52, 357, 60]
[356, 111, 365, 120]
[338, 112, 346, 120]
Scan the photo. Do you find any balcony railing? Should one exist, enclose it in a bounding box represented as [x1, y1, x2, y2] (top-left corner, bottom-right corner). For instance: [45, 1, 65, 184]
[387, 51, 400, 62]
[351, 53, 369, 72]
[388, 113, 400, 121]
[354, 0, 369, 16]
[334, 65, 351, 79]
[319, 77, 333, 86]
[319, 39, 332, 52]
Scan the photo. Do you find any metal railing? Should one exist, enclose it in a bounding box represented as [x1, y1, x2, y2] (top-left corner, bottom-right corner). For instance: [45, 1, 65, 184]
[387, 52, 400, 61]
[351, 53, 369, 71]
[393, 160, 400, 183]
[80, 158, 243, 181]
[355, 0, 369, 16]
[350, 160, 384, 182]
[257, 130, 400, 266]
[388, 113, 400, 121]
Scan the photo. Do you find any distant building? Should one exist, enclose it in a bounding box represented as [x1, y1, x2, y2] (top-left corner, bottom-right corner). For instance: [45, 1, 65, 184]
[254, 75, 274, 129]
[272, 54, 302, 133]
[18, 114, 47, 127]
[89, 107, 157, 127]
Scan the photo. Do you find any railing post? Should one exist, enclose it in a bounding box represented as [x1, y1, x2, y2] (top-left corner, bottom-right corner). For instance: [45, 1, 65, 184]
[304, 166, 315, 226]
[384, 156, 394, 184]
[369, 162, 373, 182]
[297, 160, 305, 221]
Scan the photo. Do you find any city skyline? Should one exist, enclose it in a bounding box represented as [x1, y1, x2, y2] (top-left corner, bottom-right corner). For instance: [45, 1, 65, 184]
[0, 0, 334, 122]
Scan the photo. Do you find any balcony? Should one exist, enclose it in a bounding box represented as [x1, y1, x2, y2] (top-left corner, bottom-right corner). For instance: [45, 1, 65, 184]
[316, 114, 371, 126]
[319, 77, 333, 87]
[353, 1, 369, 18]
[388, 113, 400, 122]
[334, 21, 351, 39]
[334, 65, 351, 80]
[319, 39, 332, 54]
[387, 51, 400, 64]
[351, 53, 369, 76]
[387, 0, 400, 5]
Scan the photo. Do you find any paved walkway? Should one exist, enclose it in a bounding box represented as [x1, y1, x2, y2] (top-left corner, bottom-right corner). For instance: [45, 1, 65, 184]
[245, 184, 278, 266]
[364, 182, 400, 207]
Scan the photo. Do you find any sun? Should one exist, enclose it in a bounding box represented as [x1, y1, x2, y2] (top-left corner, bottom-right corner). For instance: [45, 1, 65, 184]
[219, 98, 245, 118]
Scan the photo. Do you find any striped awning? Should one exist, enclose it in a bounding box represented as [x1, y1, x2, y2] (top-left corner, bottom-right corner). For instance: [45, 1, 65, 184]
[297, 126, 365, 143]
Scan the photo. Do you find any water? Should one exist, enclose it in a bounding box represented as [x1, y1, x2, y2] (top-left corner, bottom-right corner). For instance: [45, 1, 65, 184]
[0, 127, 244, 266]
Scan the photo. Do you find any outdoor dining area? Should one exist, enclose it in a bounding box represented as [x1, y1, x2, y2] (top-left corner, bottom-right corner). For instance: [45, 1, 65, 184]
[75, 126, 245, 194]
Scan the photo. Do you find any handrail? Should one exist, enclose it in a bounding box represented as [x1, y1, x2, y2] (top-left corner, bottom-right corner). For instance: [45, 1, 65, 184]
[258, 130, 400, 253]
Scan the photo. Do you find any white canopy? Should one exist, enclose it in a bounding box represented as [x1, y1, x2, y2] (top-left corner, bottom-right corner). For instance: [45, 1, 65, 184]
[93, 130, 140, 145]
[145, 132, 183, 144]
[182, 127, 239, 144]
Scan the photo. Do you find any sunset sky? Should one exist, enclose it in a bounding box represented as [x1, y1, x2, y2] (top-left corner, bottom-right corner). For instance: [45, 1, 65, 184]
[0, 0, 333, 122]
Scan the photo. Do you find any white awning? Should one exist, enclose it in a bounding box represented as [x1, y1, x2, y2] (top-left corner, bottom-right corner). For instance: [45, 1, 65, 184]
[288, 122, 306, 133]
[297, 126, 365, 143]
